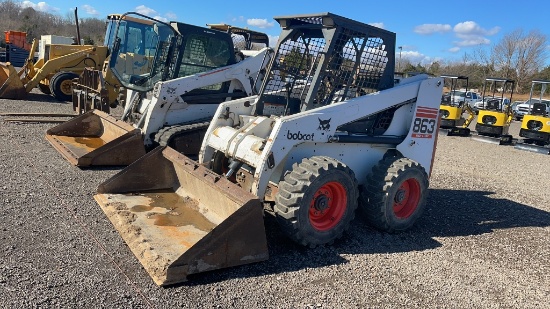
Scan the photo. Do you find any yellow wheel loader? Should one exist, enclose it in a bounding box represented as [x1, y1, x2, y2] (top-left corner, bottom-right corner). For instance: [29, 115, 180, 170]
[0, 25, 110, 102]
[514, 80, 550, 154]
[439, 75, 476, 136]
[46, 12, 272, 167]
[471, 78, 515, 145]
[0, 38, 108, 101]
[93, 13, 444, 286]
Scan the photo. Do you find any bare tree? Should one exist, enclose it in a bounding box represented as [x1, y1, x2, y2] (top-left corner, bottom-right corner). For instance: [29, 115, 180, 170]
[492, 29, 548, 93]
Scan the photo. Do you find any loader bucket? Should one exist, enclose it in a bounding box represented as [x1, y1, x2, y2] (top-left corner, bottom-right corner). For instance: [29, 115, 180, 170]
[94, 146, 268, 286]
[0, 63, 26, 99]
[45, 110, 146, 166]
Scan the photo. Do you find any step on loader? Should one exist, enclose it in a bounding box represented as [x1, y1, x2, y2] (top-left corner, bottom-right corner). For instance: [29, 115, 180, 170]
[470, 78, 515, 145]
[514, 80, 550, 154]
[93, 12, 444, 286]
[439, 75, 476, 137]
[46, 12, 272, 167]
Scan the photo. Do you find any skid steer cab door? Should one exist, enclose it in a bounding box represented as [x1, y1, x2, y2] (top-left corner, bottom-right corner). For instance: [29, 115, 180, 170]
[108, 12, 177, 93]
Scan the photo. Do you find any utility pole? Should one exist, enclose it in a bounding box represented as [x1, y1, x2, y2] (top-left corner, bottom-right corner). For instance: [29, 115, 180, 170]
[398, 46, 402, 72]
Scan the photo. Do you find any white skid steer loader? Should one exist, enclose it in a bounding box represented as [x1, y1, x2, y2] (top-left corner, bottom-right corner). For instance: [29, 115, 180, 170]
[94, 12, 443, 286]
[46, 12, 272, 166]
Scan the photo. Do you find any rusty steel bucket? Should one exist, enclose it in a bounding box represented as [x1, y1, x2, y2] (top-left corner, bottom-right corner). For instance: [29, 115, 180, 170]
[0, 63, 26, 99]
[94, 146, 268, 286]
[45, 110, 146, 166]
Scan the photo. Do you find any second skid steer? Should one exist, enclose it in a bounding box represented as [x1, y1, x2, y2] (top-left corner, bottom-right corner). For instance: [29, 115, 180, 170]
[93, 13, 443, 286]
[46, 12, 272, 167]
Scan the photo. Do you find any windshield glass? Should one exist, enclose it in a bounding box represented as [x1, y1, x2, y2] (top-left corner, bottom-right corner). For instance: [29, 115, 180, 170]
[104, 17, 116, 47]
[109, 13, 176, 92]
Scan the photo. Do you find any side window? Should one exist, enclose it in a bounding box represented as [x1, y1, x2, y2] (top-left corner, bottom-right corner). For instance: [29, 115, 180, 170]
[465, 93, 471, 99]
[143, 28, 158, 57]
[178, 34, 233, 91]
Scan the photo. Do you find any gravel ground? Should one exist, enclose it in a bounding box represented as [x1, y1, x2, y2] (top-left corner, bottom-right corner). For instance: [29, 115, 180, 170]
[1, 90, 549, 308]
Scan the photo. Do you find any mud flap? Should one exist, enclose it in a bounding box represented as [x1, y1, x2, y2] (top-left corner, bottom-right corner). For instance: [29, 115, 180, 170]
[94, 146, 268, 286]
[45, 110, 146, 166]
[0, 63, 26, 99]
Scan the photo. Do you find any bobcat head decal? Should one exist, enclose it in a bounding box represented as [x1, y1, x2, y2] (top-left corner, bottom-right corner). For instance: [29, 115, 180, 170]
[318, 118, 331, 131]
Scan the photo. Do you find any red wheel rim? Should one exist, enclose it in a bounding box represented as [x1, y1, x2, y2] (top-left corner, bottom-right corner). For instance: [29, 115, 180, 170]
[393, 178, 421, 218]
[309, 181, 347, 231]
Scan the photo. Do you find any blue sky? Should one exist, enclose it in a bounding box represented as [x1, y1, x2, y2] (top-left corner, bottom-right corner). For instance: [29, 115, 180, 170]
[20, 0, 550, 66]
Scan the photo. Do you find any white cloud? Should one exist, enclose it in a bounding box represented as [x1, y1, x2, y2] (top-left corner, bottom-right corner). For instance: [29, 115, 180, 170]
[402, 50, 427, 63]
[449, 47, 460, 53]
[454, 37, 490, 47]
[135, 5, 157, 16]
[21, 1, 59, 12]
[153, 16, 168, 22]
[247, 18, 274, 29]
[268, 35, 279, 47]
[414, 24, 452, 35]
[369, 22, 384, 29]
[454, 21, 500, 36]
[232, 16, 245, 22]
[452, 21, 499, 47]
[165, 12, 177, 20]
[397, 49, 438, 66]
[82, 4, 99, 16]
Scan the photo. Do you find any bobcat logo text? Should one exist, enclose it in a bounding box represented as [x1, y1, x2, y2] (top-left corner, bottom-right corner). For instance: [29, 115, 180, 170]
[286, 130, 315, 141]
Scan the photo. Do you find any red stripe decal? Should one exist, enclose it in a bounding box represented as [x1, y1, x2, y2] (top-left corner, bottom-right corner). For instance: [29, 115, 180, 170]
[416, 112, 437, 118]
[417, 106, 438, 112]
[417, 108, 438, 114]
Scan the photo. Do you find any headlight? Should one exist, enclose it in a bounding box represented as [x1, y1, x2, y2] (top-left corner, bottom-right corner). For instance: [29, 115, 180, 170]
[440, 110, 450, 118]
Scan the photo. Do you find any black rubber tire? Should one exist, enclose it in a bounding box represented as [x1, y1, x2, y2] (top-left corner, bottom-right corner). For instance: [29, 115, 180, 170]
[37, 83, 51, 94]
[49, 72, 79, 101]
[153, 122, 210, 155]
[360, 156, 428, 233]
[274, 156, 359, 247]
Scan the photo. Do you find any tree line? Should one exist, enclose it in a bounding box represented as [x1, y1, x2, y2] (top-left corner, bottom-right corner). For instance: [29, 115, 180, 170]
[0, 0, 105, 47]
[399, 29, 549, 94]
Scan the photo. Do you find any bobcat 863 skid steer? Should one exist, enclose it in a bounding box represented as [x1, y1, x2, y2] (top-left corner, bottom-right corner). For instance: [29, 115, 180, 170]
[93, 12, 443, 286]
[46, 12, 272, 167]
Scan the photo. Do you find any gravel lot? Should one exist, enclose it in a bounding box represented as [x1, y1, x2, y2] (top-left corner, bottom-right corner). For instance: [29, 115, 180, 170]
[1, 91, 549, 308]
